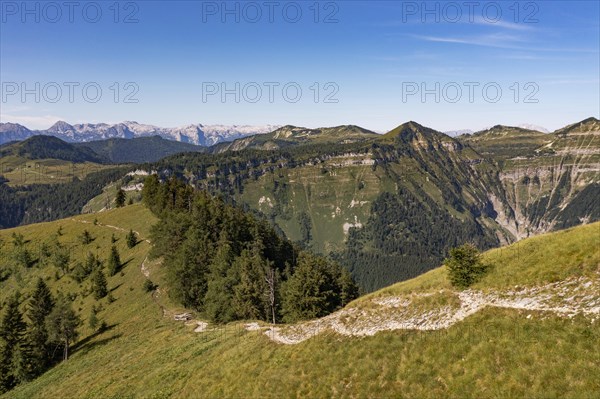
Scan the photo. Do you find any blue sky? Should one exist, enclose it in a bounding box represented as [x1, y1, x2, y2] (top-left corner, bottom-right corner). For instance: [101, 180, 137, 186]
[1, 0, 598, 132]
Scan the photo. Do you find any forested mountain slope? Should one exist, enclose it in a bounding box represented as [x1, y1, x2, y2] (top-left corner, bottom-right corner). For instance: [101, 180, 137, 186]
[0, 136, 108, 164]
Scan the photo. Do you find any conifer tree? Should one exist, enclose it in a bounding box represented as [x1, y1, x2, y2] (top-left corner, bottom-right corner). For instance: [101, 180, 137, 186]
[0, 293, 28, 392]
[107, 245, 121, 276]
[86, 252, 100, 271]
[88, 309, 99, 331]
[91, 269, 108, 300]
[126, 229, 137, 248]
[280, 253, 356, 322]
[79, 230, 93, 245]
[52, 246, 71, 274]
[204, 239, 236, 323]
[115, 188, 126, 208]
[14, 248, 33, 268]
[26, 278, 55, 376]
[232, 249, 269, 321]
[444, 243, 489, 289]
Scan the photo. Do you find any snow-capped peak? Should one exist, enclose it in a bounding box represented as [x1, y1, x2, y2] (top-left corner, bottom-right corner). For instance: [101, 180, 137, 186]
[0, 121, 281, 146]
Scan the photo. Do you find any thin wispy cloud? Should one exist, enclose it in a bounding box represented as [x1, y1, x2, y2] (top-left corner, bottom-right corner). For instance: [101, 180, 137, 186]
[413, 34, 598, 53]
[377, 15, 537, 30]
[413, 33, 527, 48]
[472, 16, 536, 31]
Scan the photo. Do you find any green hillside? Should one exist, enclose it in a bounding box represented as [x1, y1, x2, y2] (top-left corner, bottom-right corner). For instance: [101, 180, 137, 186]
[0, 136, 112, 186]
[1, 207, 598, 398]
[0, 136, 107, 164]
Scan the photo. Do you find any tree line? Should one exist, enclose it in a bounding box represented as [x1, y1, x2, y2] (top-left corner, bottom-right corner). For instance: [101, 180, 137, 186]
[0, 167, 129, 229]
[0, 279, 79, 393]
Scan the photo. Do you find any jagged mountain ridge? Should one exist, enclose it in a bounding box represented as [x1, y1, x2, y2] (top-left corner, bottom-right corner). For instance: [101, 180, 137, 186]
[0, 120, 280, 146]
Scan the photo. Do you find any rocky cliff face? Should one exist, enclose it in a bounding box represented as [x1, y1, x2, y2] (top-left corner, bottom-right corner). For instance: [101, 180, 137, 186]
[462, 118, 600, 239]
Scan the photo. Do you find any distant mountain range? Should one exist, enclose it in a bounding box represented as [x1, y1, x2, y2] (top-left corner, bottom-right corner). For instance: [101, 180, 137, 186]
[0, 121, 280, 146]
[0, 120, 557, 147]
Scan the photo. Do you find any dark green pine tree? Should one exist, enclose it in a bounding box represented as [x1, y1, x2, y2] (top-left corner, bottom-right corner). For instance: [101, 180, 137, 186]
[27, 278, 55, 376]
[115, 188, 126, 208]
[0, 293, 30, 393]
[107, 245, 121, 276]
[444, 243, 488, 289]
[232, 248, 269, 321]
[126, 229, 137, 249]
[281, 253, 340, 323]
[14, 248, 33, 268]
[79, 230, 93, 245]
[88, 309, 99, 331]
[204, 238, 236, 323]
[91, 269, 108, 300]
[337, 268, 360, 307]
[86, 252, 100, 272]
